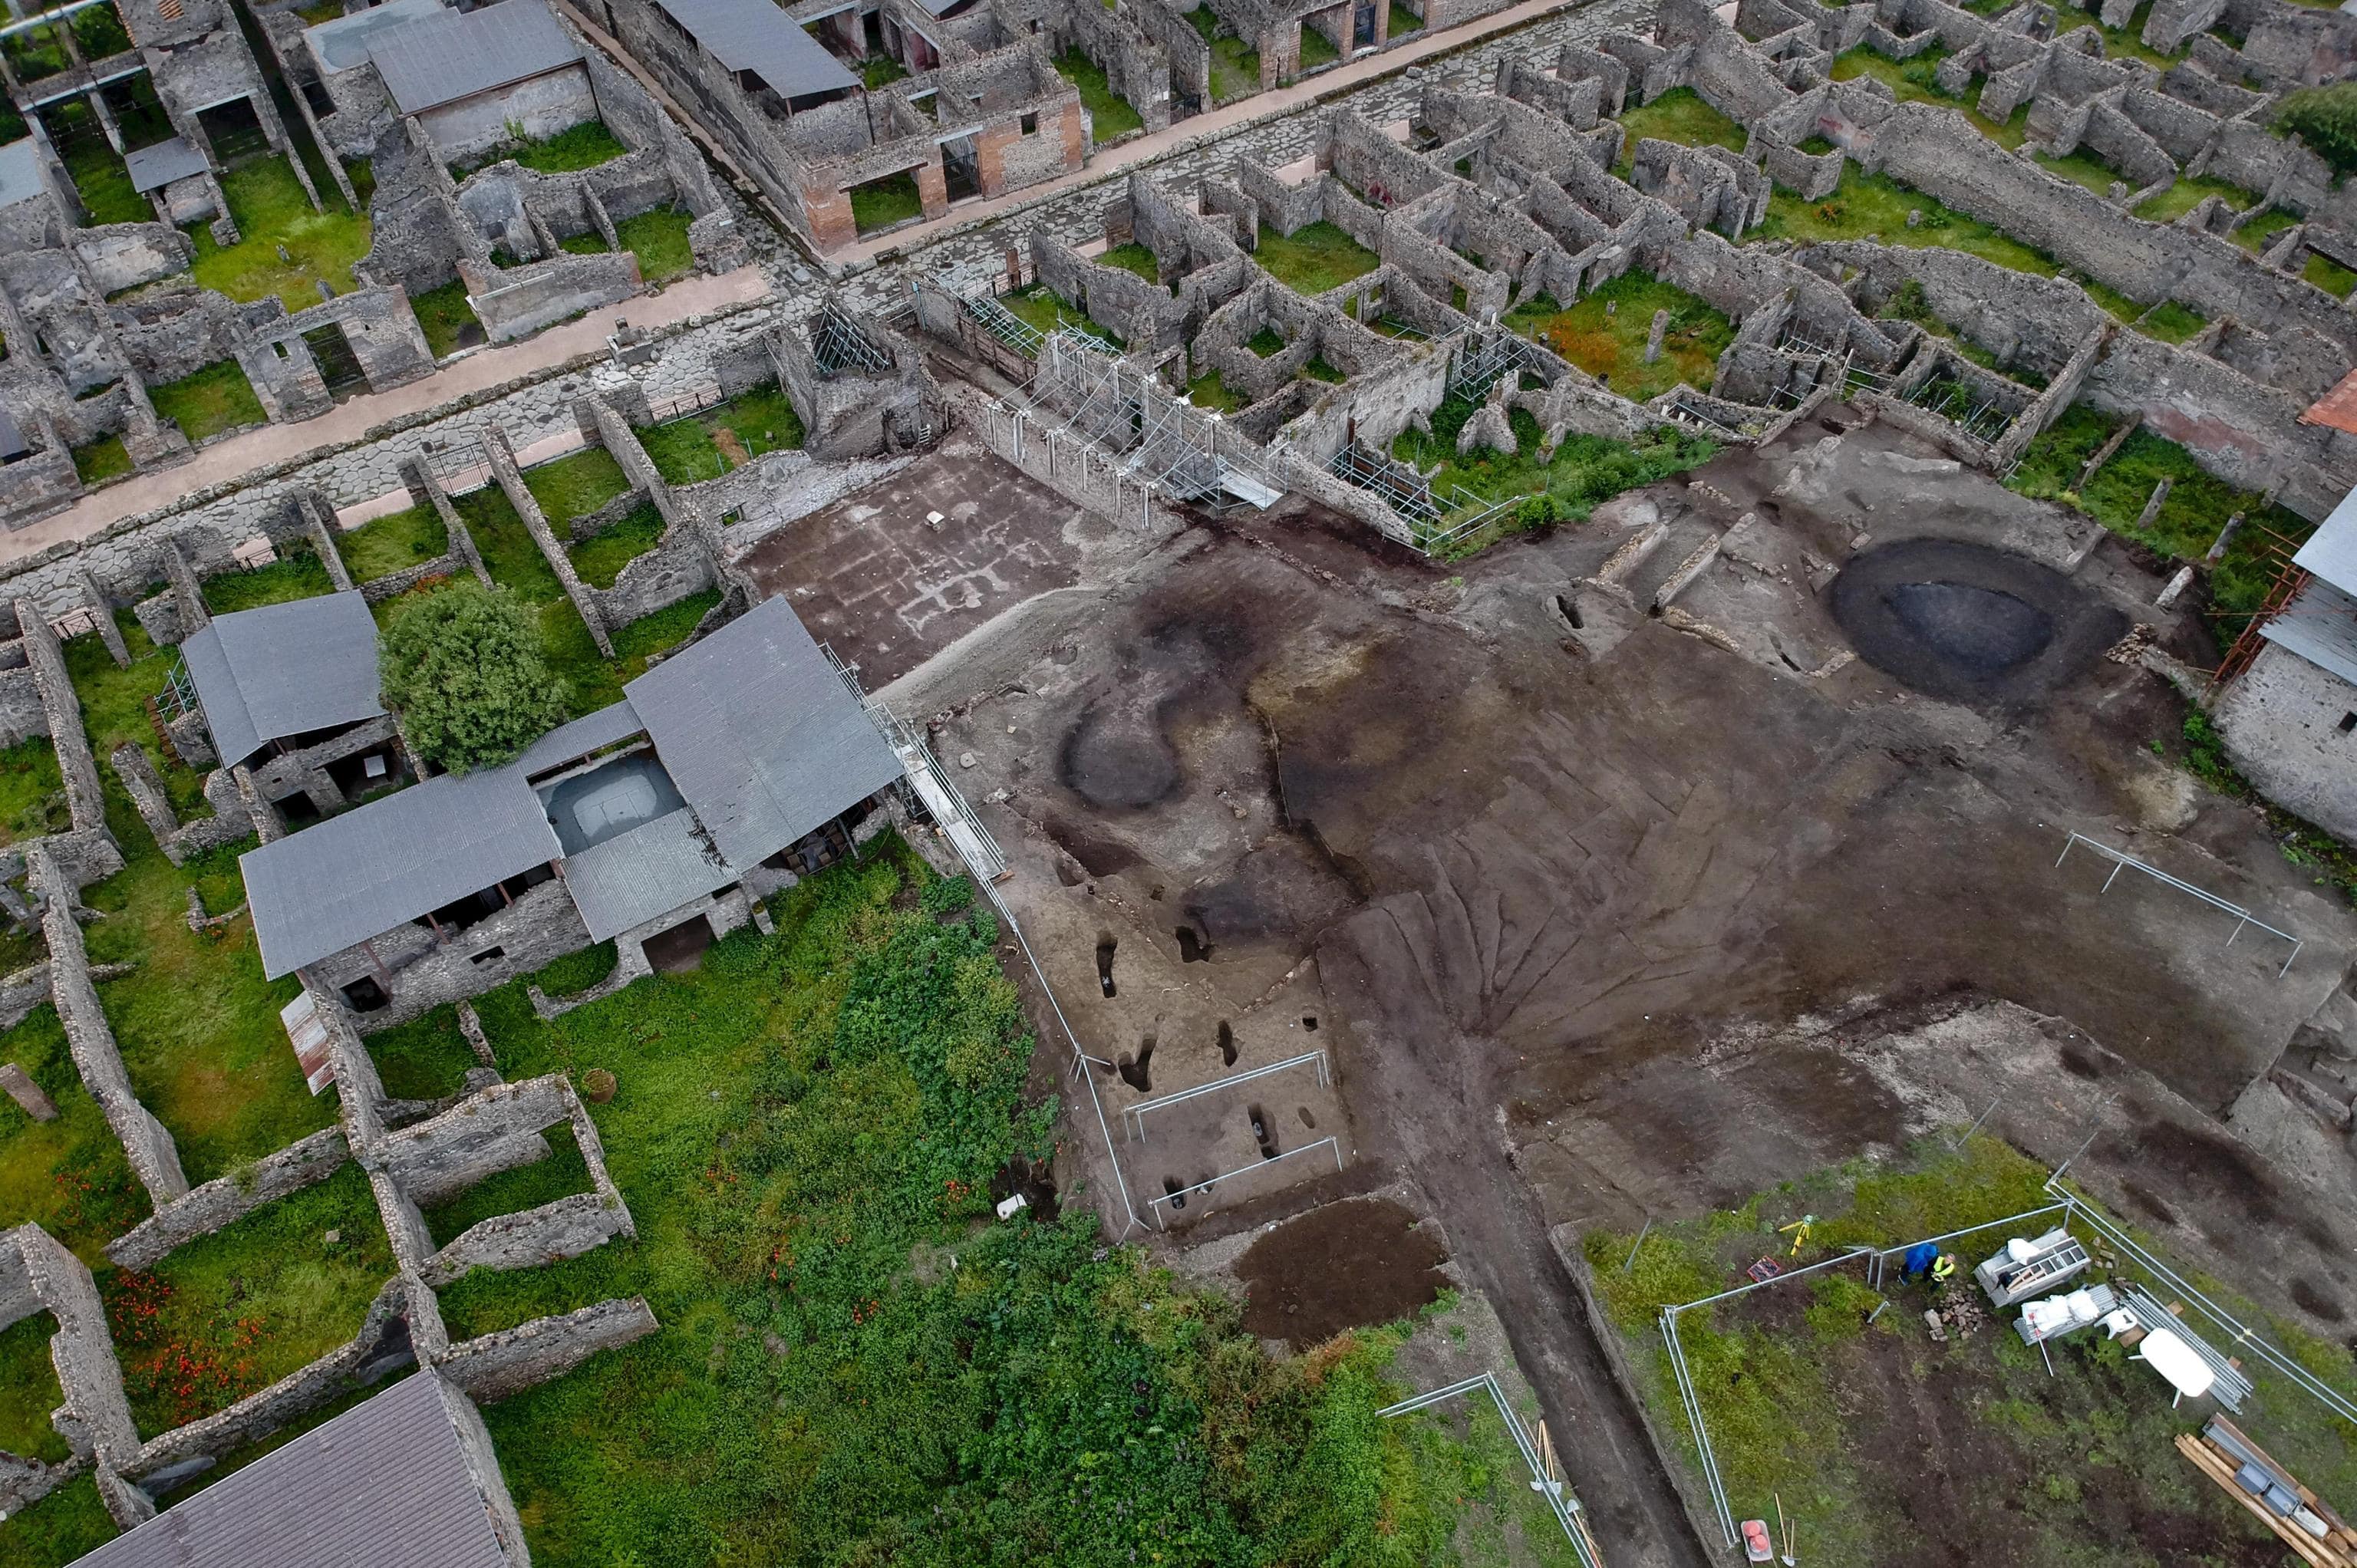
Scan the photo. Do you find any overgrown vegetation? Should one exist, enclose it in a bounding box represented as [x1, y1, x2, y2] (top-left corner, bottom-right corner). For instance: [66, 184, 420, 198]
[1502, 271, 1734, 404]
[1188, 6, 1261, 103]
[1096, 242, 1162, 285]
[334, 502, 446, 583]
[2175, 710, 2357, 904]
[2133, 173, 2254, 223]
[0, 1006, 148, 1266]
[48, 101, 147, 224]
[569, 503, 666, 589]
[378, 579, 569, 772]
[1753, 166, 2065, 281]
[632, 383, 803, 486]
[1254, 220, 1380, 295]
[186, 158, 372, 314]
[0, 737, 66, 847]
[2274, 81, 2357, 176]
[1055, 48, 1143, 142]
[71, 435, 134, 487]
[848, 171, 925, 235]
[2007, 405, 2309, 621]
[1297, 21, 1340, 68]
[149, 361, 266, 445]
[1585, 1136, 2357, 1567]
[1827, 47, 2029, 149]
[1614, 86, 1745, 167]
[524, 447, 633, 527]
[997, 283, 1122, 346]
[409, 280, 484, 359]
[469, 118, 629, 178]
[203, 545, 335, 615]
[615, 206, 697, 285]
[1188, 369, 1247, 412]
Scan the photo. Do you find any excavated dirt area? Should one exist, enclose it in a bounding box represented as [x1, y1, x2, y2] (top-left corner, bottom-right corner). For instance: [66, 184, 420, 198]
[834, 410, 2357, 1568]
[1829, 537, 2127, 705]
[1236, 1196, 1450, 1350]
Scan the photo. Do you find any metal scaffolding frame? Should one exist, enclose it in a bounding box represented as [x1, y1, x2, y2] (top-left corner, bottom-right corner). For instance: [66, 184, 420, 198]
[813, 299, 892, 375]
[964, 291, 1048, 359]
[1451, 328, 1545, 402]
[1033, 330, 1279, 509]
[1662, 391, 1745, 440]
[1326, 441, 1518, 554]
[1907, 377, 2012, 445]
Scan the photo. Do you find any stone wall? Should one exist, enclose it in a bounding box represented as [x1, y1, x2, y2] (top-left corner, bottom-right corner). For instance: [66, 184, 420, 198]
[2214, 643, 2357, 845]
[422, 1190, 634, 1286]
[315, 876, 593, 1035]
[106, 1128, 351, 1271]
[435, 1294, 658, 1404]
[0, 1225, 139, 1488]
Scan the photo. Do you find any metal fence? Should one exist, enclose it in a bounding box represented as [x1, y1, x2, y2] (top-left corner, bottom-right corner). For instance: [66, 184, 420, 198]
[646, 381, 725, 427]
[1377, 1373, 1604, 1568]
[2054, 831, 2303, 975]
[1119, 1050, 1330, 1141]
[1144, 1135, 1343, 1229]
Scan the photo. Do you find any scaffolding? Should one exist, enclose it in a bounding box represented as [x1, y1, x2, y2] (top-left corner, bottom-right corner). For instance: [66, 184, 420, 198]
[1907, 376, 2013, 445]
[1662, 390, 1745, 440]
[964, 291, 1049, 359]
[813, 299, 892, 375]
[1033, 330, 1280, 509]
[1452, 328, 1545, 402]
[1326, 441, 1518, 553]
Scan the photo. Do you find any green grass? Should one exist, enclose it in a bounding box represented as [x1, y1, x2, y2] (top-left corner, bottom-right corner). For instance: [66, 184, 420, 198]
[1297, 21, 1340, 68]
[1502, 272, 1734, 403]
[1246, 326, 1287, 357]
[1254, 220, 1380, 295]
[1054, 49, 1144, 143]
[186, 158, 373, 314]
[1389, 399, 1718, 554]
[424, 1127, 592, 1250]
[1187, 370, 1247, 412]
[60, 613, 206, 819]
[150, 361, 266, 445]
[861, 55, 909, 89]
[2134, 299, 2207, 344]
[0, 1309, 70, 1464]
[632, 383, 804, 486]
[3, 1474, 116, 1566]
[1304, 357, 1345, 384]
[506, 119, 629, 176]
[334, 502, 447, 583]
[71, 434, 133, 487]
[203, 544, 335, 615]
[2133, 173, 2254, 223]
[410, 281, 484, 358]
[569, 503, 667, 590]
[51, 101, 147, 225]
[848, 172, 924, 236]
[524, 448, 633, 526]
[614, 206, 695, 284]
[2033, 145, 2128, 199]
[559, 233, 608, 255]
[1751, 166, 2062, 279]
[0, 736, 67, 844]
[1826, 48, 2027, 147]
[364, 1005, 478, 1101]
[610, 591, 719, 677]
[2233, 207, 2298, 255]
[1386, 1, 1422, 31]
[997, 284, 1122, 347]
[1615, 86, 1745, 170]
[430, 846, 1513, 1566]
[1581, 1136, 2312, 1568]
[2007, 404, 2311, 620]
[102, 1164, 392, 1438]
[2308, 252, 2357, 298]
[1391, 1381, 1584, 1568]
[1096, 242, 1162, 285]
[0, 1006, 150, 1266]
[1188, 7, 1260, 103]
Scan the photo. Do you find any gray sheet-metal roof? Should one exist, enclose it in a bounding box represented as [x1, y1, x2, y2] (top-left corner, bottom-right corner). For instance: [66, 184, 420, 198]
[654, 0, 858, 98]
[305, 0, 446, 73]
[182, 591, 384, 769]
[2261, 575, 2357, 688]
[2296, 486, 2357, 599]
[0, 138, 45, 209]
[515, 698, 644, 777]
[625, 595, 902, 868]
[71, 1374, 511, 1568]
[563, 805, 736, 940]
[124, 137, 207, 194]
[244, 763, 560, 978]
[370, 0, 585, 116]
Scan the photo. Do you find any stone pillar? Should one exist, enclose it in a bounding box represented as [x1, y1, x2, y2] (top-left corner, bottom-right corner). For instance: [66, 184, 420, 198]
[2134, 477, 2172, 532]
[77, 574, 127, 668]
[1643, 308, 1670, 364]
[0, 1063, 56, 1121]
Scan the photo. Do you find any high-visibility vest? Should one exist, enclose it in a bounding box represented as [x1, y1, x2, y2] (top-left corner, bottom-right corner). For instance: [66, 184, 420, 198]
[1931, 1254, 1956, 1280]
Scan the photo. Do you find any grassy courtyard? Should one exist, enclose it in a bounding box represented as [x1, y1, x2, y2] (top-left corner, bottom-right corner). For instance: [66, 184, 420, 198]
[1096, 242, 1162, 285]
[410, 281, 485, 358]
[997, 283, 1122, 347]
[71, 435, 134, 488]
[1502, 271, 1734, 404]
[523, 447, 633, 527]
[186, 158, 373, 314]
[849, 171, 925, 236]
[615, 206, 696, 285]
[1584, 1138, 2357, 1568]
[459, 118, 629, 180]
[1254, 220, 1380, 295]
[569, 506, 668, 590]
[633, 383, 803, 486]
[150, 361, 266, 446]
[1614, 86, 1745, 169]
[334, 502, 447, 584]
[1828, 47, 2029, 147]
[2007, 406, 2311, 620]
[0, 1006, 149, 1266]
[0, 737, 68, 845]
[1188, 5, 1261, 103]
[1054, 48, 1143, 143]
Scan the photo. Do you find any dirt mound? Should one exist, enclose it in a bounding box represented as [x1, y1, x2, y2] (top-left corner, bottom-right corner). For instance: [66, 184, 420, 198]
[1829, 539, 2126, 705]
[1237, 1197, 1449, 1350]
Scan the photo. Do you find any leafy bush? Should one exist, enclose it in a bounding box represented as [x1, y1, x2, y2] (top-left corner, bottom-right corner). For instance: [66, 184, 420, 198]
[378, 580, 566, 772]
[2278, 82, 2357, 176]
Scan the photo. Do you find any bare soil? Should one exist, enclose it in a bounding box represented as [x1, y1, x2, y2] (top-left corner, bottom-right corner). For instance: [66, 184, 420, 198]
[1236, 1195, 1449, 1349]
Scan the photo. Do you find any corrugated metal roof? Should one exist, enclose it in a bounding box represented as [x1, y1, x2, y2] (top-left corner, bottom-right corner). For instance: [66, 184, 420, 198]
[563, 805, 736, 940]
[305, 0, 445, 74]
[124, 137, 207, 194]
[654, 0, 858, 98]
[2260, 575, 2357, 688]
[71, 1374, 513, 1568]
[625, 596, 902, 868]
[515, 698, 644, 777]
[370, 0, 585, 116]
[243, 763, 561, 979]
[182, 591, 384, 768]
[0, 137, 46, 209]
[2293, 486, 2357, 600]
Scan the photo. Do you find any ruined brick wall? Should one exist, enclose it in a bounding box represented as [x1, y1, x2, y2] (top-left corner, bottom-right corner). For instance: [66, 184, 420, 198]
[2214, 644, 2357, 845]
[435, 1295, 658, 1403]
[106, 1129, 351, 1271]
[312, 876, 595, 1035]
[470, 252, 644, 345]
[1, 1226, 140, 1479]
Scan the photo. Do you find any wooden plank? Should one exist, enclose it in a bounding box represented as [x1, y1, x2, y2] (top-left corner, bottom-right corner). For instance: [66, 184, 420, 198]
[2177, 1436, 2351, 1568]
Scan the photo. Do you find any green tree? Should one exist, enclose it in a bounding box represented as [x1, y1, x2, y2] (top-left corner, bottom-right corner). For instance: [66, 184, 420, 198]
[378, 579, 565, 773]
[2278, 82, 2357, 176]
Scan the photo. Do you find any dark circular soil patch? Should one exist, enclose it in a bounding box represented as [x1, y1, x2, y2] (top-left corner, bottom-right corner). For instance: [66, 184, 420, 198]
[1828, 539, 2126, 706]
[1236, 1197, 1448, 1351]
